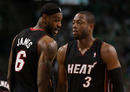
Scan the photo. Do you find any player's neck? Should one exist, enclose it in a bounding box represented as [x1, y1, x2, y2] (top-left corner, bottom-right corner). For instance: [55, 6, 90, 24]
[77, 36, 95, 50]
[33, 25, 45, 31]
[33, 18, 46, 31]
[77, 37, 95, 55]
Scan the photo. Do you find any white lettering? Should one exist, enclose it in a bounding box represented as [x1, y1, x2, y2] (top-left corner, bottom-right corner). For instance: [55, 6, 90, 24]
[20, 37, 24, 45]
[74, 64, 80, 74]
[17, 39, 20, 46]
[68, 64, 74, 74]
[0, 81, 9, 90]
[67, 62, 97, 74]
[17, 38, 33, 49]
[87, 62, 97, 74]
[79, 64, 87, 74]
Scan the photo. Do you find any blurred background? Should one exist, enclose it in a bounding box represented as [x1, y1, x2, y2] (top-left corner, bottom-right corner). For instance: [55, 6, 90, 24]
[0, 0, 129, 91]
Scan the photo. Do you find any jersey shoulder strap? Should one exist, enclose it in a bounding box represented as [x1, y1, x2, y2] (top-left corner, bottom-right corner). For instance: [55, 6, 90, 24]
[64, 40, 76, 62]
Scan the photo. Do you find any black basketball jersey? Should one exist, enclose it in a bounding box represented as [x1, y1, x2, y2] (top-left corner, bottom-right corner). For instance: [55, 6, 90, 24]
[64, 39, 111, 92]
[10, 28, 47, 92]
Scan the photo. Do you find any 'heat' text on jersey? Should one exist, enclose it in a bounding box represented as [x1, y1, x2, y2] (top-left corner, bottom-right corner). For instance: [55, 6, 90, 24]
[17, 38, 33, 49]
[68, 62, 97, 74]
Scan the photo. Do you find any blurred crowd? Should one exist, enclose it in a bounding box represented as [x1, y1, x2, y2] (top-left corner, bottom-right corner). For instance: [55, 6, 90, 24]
[0, 0, 130, 91]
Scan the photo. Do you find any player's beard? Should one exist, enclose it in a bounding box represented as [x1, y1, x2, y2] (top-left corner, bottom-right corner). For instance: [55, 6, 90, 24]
[74, 33, 87, 40]
[74, 36, 79, 40]
[45, 25, 53, 36]
[74, 34, 82, 40]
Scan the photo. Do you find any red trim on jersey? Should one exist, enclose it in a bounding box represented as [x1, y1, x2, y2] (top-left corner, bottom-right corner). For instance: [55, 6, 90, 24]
[104, 69, 113, 92]
[30, 27, 45, 31]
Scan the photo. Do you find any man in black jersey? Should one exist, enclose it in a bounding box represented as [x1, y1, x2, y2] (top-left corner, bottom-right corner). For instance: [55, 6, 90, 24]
[56, 11, 124, 92]
[7, 3, 62, 92]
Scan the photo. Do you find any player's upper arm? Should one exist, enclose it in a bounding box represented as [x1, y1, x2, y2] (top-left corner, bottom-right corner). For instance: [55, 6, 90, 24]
[37, 36, 58, 92]
[56, 44, 68, 92]
[8, 35, 18, 67]
[8, 35, 17, 73]
[7, 35, 18, 88]
[101, 43, 125, 92]
[38, 35, 58, 63]
[101, 42, 121, 70]
[57, 44, 68, 65]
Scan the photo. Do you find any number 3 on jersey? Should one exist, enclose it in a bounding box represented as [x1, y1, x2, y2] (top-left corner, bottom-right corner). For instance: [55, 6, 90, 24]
[15, 50, 26, 72]
[83, 76, 92, 88]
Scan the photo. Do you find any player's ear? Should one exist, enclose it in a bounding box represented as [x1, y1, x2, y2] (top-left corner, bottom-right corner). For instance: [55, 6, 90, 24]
[90, 23, 94, 29]
[42, 14, 48, 24]
[88, 23, 94, 32]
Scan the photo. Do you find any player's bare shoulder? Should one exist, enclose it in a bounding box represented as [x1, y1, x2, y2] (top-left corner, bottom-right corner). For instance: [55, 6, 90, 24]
[101, 42, 117, 54]
[39, 35, 57, 46]
[58, 44, 68, 54]
[57, 44, 68, 64]
[101, 42, 118, 64]
[38, 35, 57, 59]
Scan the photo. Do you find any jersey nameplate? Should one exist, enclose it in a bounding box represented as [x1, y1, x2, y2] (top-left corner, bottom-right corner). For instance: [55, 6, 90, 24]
[17, 38, 33, 49]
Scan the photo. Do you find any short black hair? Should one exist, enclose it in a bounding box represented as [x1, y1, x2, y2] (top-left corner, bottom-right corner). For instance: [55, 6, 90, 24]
[40, 3, 61, 16]
[78, 11, 95, 25]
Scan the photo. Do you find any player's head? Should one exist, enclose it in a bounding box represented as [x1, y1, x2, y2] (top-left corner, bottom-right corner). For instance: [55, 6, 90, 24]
[72, 11, 95, 40]
[39, 3, 63, 36]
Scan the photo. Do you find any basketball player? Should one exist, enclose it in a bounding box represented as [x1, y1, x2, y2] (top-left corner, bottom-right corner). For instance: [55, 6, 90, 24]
[7, 3, 62, 92]
[56, 11, 124, 92]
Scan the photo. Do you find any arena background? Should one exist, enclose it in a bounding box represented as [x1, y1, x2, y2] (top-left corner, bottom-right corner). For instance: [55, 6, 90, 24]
[0, 0, 129, 91]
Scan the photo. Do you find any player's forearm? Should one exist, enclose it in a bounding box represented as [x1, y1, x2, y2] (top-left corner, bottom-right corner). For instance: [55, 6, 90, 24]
[38, 83, 51, 92]
[8, 53, 13, 88]
[37, 59, 52, 92]
[7, 75, 10, 89]
[108, 67, 125, 92]
[56, 83, 67, 92]
[38, 75, 51, 92]
[56, 87, 66, 92]
[7, 65, 11, 89]
[7, 71, 12, 92]
[37, 75, 51, 92]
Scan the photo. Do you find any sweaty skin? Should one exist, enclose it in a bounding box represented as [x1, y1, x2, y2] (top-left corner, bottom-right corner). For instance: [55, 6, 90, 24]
[37, 36, 58, 92]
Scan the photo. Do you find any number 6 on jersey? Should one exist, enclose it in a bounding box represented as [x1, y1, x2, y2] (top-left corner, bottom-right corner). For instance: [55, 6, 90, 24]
[15, 50, 26, 72]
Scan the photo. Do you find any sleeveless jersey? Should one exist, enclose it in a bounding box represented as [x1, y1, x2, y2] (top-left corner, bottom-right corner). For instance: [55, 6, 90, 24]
[64, 39, 111, 92]
[11, 28, 47, 92]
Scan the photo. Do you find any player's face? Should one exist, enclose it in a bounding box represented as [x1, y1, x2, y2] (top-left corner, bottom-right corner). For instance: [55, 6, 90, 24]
[46, 13, 62, 36]
[72, 13, 89, 40]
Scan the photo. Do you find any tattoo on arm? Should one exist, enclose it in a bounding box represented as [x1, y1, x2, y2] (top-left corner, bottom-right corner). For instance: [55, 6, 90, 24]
[37, 40, 57, 92]
[46, 42, 57, 62]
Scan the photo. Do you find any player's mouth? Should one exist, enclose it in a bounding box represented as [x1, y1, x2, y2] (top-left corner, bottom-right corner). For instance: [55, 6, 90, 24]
[54, 30, 58, 34]
[73, 29, 78, 35]
[53, 28, 60, 36]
